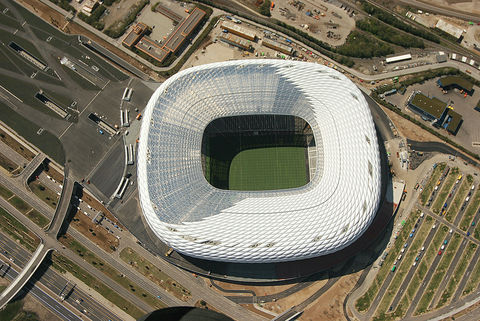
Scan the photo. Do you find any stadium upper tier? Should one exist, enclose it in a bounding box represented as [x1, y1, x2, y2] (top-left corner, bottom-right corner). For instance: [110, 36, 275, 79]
[137, 60, 381, 263]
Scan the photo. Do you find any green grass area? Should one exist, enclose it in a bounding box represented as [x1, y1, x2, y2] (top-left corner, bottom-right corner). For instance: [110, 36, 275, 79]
[229, 147, 307, 191]
[432, 168, 458, 214]
[0, 300, 23, 321]
[459, 188, 480, 231]
[0, 102, 65, 164]
[60, 234, 167, 310]
[375, 215, 433, 317]
[50, 253, 145, 319]
[420, 163, 446, 205]
[0, 206, 40, 252]
[8, 196, 31, 214]
[0, 183, 14, 199]
[28, 180, 58, 209]
[355, 210, 420, 312]
[445, 176, 472, 222]
[463, 249, 480, 296]
[25, 209, 49, 228]
[0, 152, 20, 173]
[120, 248, 191, 301]
[437, 242, 477, 308]
[415, 232, 462, 315]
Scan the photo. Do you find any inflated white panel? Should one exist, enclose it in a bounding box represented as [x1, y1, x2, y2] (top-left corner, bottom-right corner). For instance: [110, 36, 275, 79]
[137, 60, 381, 263]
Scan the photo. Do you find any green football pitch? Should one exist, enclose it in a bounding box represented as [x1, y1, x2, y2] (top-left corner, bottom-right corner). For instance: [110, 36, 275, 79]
[228, 147, 307, 191]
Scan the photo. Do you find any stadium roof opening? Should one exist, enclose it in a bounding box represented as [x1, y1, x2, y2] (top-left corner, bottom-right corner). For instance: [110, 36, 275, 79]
[137, 60, 381, 263]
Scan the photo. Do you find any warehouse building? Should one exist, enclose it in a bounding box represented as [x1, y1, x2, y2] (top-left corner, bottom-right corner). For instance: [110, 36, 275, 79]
[221, 21, 257, 41]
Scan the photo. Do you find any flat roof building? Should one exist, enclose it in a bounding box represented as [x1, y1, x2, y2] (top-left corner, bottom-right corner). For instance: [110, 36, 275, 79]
[123, 7, 205, 64]
[437, 76, 474, 95]
[122, 22, 150, 49]
[262, 38, 294, 56]
[219, 33, 253, 51]
[445, 109, 462, 134]
[409, 91, 447, 120]
[221, 21, 257, 41]
[435, 19, 464, 40]
[385, 53, 412, 64]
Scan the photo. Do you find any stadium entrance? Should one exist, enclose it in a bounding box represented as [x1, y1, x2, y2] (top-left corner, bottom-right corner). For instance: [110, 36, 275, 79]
[201, 115, 315, 191]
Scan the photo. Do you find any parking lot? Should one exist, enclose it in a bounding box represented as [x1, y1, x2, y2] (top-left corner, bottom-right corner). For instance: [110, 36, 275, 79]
[386, 77, 480, 153]
[356, 160, 480, 319]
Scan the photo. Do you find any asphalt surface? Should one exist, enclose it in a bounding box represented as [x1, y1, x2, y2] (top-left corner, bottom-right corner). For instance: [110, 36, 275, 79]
[0, 233, 121, 321]
[89, 138, 125, 200]
[407, 140, 479, 167]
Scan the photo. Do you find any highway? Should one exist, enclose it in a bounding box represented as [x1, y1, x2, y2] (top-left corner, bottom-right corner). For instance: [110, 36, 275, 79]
[0, 232, 121, 321]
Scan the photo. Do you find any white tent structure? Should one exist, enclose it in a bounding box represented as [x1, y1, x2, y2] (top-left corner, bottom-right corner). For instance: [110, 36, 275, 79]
[137, 60, 381, 263]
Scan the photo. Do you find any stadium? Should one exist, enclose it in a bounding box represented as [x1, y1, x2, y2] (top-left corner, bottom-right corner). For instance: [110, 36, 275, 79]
[137, 60, 381, 263]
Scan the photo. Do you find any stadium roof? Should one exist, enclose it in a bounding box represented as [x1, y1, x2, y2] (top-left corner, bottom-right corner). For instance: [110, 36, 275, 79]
[137, 60, 381, 263]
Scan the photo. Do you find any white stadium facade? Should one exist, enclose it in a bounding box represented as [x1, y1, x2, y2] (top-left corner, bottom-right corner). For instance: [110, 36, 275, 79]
[137, 60, 382, 263]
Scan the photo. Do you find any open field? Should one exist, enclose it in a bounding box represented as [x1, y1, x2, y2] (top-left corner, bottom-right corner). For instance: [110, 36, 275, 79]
[24, 209, 49, 228]
[0, 206, 40, 252]
[437, 242, 477, 308]
[229, 147, 307, 191]
[28, 179, 58, 209]
[120, 247, 191, 301]
[50, 252, 145, 319]
[420, 163, 446, 205]
[60, 234, 166, 309]
[0, 183, 14, 199]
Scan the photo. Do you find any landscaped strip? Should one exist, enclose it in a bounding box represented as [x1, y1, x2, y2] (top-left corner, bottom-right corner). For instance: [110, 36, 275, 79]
[415, 232, 462, 315]
[437, 242, 477, 308]
[445, 176, 473, 222]
[120, 247, 191, 301]
[0, 183, 49, 228]
[420, 163, 446, 205]
[462, 250, 480, 296]
[0, 152, 20, 174]
[459, 188, 480, 231]
[50, 252, 145, 319]
[0, 128, 35, 161]
[0, 206, 39, 252]
[60, 234, 167, 310]
[355, 210, 420, 312]
[432, 168, 458, 214]
[374, 214, 433, 317]
[28, 179, 59, 209]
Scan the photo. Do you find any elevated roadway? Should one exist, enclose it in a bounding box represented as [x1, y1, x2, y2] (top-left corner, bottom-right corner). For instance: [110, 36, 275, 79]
[0, 243, 51, 309]
[0, 166, 73, 309]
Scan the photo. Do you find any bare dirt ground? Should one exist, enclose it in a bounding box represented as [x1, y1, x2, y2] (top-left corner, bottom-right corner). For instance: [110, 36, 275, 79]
[212, 279, 297, 297]
[417, 0, 480, 16]
[71, 209, 119, 253]
[238, 0, 355, 46]
[22, 293, 63, 321]
[299, 271, 362, 321]
[102, 0, 142, 29]
[181, 40, 244, 71]
[18, 0, 162, 80]
[261, 279, 328, 314]
[381, 105, 443, 142]
[82, 190, 124, 228]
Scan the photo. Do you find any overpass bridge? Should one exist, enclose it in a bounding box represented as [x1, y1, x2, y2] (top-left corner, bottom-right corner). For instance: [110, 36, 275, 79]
[0, 167, 74, 310]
